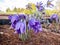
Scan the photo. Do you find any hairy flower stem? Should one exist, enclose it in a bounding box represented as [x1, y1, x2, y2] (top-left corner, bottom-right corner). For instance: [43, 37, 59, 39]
[19, 34, 26, 41]
[19, 21, 29, 41]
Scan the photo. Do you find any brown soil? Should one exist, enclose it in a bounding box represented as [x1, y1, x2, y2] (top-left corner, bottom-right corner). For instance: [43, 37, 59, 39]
[0, 25, 60, 45]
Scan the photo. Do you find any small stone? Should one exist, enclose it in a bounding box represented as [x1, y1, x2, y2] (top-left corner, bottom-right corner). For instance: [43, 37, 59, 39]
[0, 32, 4, 34]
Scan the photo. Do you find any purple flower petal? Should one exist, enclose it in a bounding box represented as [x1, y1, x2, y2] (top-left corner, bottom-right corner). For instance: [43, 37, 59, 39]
[50, 14, 58, 22]
[47, 4, 54, 8]
[11, 23, 16, 28]
[16, 29, 21, 34]
[8, 15, 12, 20]
[50, 14, 58, 19]
[18, 14, 26, 19]
[29, 18, 36, 25]
[36, 2, 44, 11]
[11, 15, 19, 23]
[46, 0, 54, 8]
[15, 21, 26, 34]
[38, 6, 44, 11]
[28, 18, 42, 33]
[9, 14, 20, 29]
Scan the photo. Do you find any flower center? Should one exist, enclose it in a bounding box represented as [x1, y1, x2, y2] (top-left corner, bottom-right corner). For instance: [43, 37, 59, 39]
[47, 2, 51, 5]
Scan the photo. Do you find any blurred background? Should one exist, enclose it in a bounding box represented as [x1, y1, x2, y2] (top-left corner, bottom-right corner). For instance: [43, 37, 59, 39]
[0, 0, 59, 25]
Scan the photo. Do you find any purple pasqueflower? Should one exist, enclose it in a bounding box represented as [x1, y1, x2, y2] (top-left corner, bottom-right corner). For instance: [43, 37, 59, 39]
[28, 18, 42, 33]
[33, 21, 42, 33]
[8, 14, 20, 28]
[8, 14, 19, 23]
[14, 21, 26, 34]
[46, 0, 54, 8]
[28, 18, 36, 30]
[38, 6, 44, 11]
[36, 1, 43, 8]
[18, 14, 26, 19]
[10, 23, 16, 29]
[50, 14, 58, 23]
[8, 15, 12, 20]
[36, 2, 44, 11]
[28, 18, 36, 26]
[10, 15, 19, 23]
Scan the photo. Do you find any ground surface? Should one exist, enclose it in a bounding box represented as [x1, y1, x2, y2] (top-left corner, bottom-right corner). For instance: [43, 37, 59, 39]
[0, 25, 60, 45]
